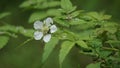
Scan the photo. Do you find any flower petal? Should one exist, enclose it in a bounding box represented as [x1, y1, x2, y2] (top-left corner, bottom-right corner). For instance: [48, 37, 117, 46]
[34, 21, 43, 30]
[50, 25, 57, 33]
[34, 31, 43, 40]
[43, 34, 51, 43]
[44, 17, 53, 27]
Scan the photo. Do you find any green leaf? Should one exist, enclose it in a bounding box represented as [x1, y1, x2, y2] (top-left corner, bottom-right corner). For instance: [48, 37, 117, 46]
[88, 39, 102, 48]
[103, 22, 117, 34]
[61, 0, 72, 10]
[86, 12, 111, 21]
[54, 18, 69, 27]
[0, 25, 18, 33]
[0, 36, 9, 49]
[86, 62, 101, 68]
[47, 9, 61, 16]
[42, 37, 59, 63]
[76, 40, 89, 49]
[106, 40, 120, 44]
[59, 41, 75, 65]
[99, 50, 112, 58]
[47, 1, 60, 8]
[69, 19, 87, 25]
[78, 30, 94, 40]
[70, 11, 80, 18]
[0, 12, 11, 19]
[61, 0, 75, 13]
[19, 29, 34, 37]
[29, 12, 47, 23]
[19, 0, 36, 8]
[102, 15, 111, 20]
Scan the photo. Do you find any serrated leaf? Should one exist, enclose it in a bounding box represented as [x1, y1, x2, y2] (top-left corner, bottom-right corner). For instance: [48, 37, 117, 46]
[88, 39, 102, 48]
[102, 15, 111, 20]
[86, 62, 101, 68]
[42, 37, 59, 63]
[19, 29, 34, 37]
[47, 9, 61, 16]
[106, 40, 120, 44]
[48, 1, 60, 8]
[61, 0, 75, 13]
[59, 41, 75, 65]
[19, 0, 36, 8]
[78, 30, 94, 40]
[0, 12, 11, 19]
[0, 25, 18, 33]
[68, 6, 76, 13]
[54, 18, 69, 27]
[70, 11, 80, 18]
[61, 0, 72, 10]
[103, 22, 117, 34]
[86, 12, 112, 21]
[99, 50, 112, 58]
[0, 36, 9, 49]
[69, 19, 87, 25]
[76, 40, 89, 49]
[29, 12, 47, 23]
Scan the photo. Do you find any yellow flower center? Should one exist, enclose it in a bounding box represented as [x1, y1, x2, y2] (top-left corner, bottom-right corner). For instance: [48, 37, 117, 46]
[41, 26, 49, 34]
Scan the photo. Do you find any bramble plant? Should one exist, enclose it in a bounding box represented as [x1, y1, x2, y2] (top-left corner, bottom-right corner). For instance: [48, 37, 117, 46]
[0, 0, 120, 68]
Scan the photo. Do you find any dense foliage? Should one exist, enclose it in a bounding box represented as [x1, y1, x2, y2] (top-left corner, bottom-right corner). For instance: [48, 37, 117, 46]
[0, 0, 120, 68]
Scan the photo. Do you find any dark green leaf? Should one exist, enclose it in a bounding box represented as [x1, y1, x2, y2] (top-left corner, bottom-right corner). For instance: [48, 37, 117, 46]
[86, 62, 101, 68]
[19, 0, 36, 8]
[59, 41, 75, 65]
[0, 12, 11, 19]
[29, 12, 47, 23]
[76, 40, 89, 49]
[0, 36, 9, 49]
[19, 29, 34, 37]
[42, 37, 59, 63]
[0, 25, 18, 33]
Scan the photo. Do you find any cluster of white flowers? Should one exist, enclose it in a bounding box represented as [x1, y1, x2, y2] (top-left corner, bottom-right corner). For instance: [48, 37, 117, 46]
[33, 17, 57, 43]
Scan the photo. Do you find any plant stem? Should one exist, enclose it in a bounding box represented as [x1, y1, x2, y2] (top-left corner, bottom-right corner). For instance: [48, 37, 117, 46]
[102, 47, 119, 51]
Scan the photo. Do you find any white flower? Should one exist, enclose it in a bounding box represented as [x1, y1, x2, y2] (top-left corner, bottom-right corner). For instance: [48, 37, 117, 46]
[33, 17, 57, 43]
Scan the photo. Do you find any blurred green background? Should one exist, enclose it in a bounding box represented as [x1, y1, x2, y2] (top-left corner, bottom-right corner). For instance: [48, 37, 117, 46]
[0, 0, 120, 68]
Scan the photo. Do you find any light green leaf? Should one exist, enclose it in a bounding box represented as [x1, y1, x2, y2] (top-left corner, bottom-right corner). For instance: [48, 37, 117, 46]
[54, 18, 69, 27]
[70, 11, 80, 18]
[76, 40, 89, 49]
[47, 9, 61, 16]
[19, 29, 34, 37]
[61, 0, 75, 13]
[106, 40, 120, 44]
[78, 30, 94, 40]
[59, 41, 75, 65]
[42, 37, 59, 63]
[19, 0, 36, 8]
[86, 62, 101, 68]
[29, 12, 47, 23]
[103, 22, 117, 34]
[86, 12, 111, 21]
[0, 12, 11, 19]
[61, 0, 72, 9]
[69, 19, 87, 25]
[48, 1, 60, 8]
[0, 25, 18, 33]
[102, 15, 111, 20]
[0, 36, 9, 49]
